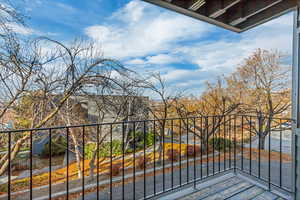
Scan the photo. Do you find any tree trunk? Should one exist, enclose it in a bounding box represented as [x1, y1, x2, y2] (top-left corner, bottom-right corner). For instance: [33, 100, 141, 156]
[89, 149, 97, 177]
[124, 124, 133, 153]
[74, 143, 82, 178]
[70, 131, 82, 179]
[258, 135, 266, 150]
[89, 129, 109, 177]
[0, 134, 29, 176]
[158, 129, 164, 164]
[201, 138, 208, 153]
[158, 138, 163, 164]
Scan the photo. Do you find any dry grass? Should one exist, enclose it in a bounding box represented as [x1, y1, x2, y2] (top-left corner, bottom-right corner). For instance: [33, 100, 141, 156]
[0, 143, 190, 193]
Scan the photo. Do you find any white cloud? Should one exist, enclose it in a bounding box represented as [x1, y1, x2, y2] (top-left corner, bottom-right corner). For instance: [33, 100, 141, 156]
[162, 69, 197, 82]
[176, 13, 293, 73]
[6, 23, 35, 35]
[84, 0, 211, 60]
[146, 54, 182, 65]
[84, 0, 293, 96]
[55, 2, 77, 13]
[126, 58, 146, 65]
[112, 1, 146, 23]
[126, 54, 181, 65]
[6, 22, 56, 36]
[85, 25, 118, 42]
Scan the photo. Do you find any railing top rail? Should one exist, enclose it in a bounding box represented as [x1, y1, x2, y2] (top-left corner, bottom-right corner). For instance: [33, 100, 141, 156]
[0, 114, 294, 134]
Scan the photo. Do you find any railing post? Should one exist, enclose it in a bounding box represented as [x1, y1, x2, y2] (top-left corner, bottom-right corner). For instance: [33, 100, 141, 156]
[234, 115, 237, 174]
[258, 115, 262, 179]
[8, 131, 11, 200]
[293, 5, 300, 199]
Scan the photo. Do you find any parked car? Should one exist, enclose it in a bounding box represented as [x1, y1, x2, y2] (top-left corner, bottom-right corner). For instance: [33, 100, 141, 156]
[281, 121, 292, 129]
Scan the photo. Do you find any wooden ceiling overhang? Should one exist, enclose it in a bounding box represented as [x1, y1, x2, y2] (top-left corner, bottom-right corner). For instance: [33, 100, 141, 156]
[142, 0, 298, 32]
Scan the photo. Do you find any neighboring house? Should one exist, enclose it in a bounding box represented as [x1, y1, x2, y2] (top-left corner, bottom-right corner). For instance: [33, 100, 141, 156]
[32, 132, 66, 156]
[71, 95, 149, 124]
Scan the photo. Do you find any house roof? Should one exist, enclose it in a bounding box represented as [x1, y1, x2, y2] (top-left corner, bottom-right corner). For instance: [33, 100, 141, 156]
[142, 0, 298, 32]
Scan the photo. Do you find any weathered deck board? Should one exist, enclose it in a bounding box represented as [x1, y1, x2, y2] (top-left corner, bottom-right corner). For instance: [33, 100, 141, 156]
[202, 182, 253, 200]
[173, 174, 288, 200]
[179, 177, 243, 200]
[227, 186, 264, 200]
[251, 191, 278, 200]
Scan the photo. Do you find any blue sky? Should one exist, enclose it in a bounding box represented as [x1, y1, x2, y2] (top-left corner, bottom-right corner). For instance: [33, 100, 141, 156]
[13, 0, 294, 95]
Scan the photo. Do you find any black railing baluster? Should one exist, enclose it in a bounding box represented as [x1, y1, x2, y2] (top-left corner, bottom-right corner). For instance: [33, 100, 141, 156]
[66, 128, 69, 200]
[200, 117, 203, 179]
[162, 121, 165, 192]
[206, 117, 209, 176]
[122, 122, 125, 200]
[179, 119, 182, 186]
[133, 122, 136, 200]
[212, 116, 215, 175]
[249, 116, 252, 175]
[224, 115, 226, 171]
[8, 131, 11, 200]
[234, 116, 237, 173]
[171, 119, 174, 189]
[229, 116, 232, 169]
[218, 116, 221, 173]
[268, 117, 271, 190]
[97, 125, 100, 200]
[110, 124, 113, 200]
[258, 117, 261, 179]
[49, 129, 52, 200]
[241, 116, 244, 171]
[143, 121, 146, 199]
[186, 118, 189, 183]
[280, 119, 283, 187]
[153, 120, 156, 195]
[30, 130, 33, 200]
[193, 117, 196, 189]
[82, 126, 85, 200]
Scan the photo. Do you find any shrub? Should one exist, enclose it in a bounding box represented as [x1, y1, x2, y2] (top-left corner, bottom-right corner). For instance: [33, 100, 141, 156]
[85, 140, 123, 159]
[0, 184, 7, 193]
[166, 149, 180, 162]
[144, 132, 156, 147]
[136, 156, 151, 170]
[208, 137, 232, 151]
[128, 131, 156, 150]
[111, 163, 122, 176]
[186, 145, 201, 157]
[41, 136, 67, 157]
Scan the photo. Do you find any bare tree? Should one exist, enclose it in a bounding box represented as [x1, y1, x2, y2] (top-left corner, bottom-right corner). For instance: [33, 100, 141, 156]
[44, 39, 131, 178]
[142, 72, 180, 162]
[86, 76, 148, 177]
[174, 79, 240, 152]
[0, 1, 147, 178]
[227, 49, 291, 149]
[0, 3, 62, 175]
[0, 37, 131, 176]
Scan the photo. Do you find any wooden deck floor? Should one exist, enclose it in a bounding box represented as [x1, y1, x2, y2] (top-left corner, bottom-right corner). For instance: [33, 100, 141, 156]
[158, 173, 290, 200]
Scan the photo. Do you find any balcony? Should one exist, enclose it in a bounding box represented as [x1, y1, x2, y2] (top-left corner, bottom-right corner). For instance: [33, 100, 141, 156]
[0, 115, 293, 200]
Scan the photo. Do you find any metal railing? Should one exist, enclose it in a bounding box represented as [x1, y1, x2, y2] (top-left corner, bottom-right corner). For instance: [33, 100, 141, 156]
[0, 115, 293, 199]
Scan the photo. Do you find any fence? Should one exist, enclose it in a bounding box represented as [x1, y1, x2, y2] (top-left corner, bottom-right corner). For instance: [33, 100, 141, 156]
[0, 115, 293, 199]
